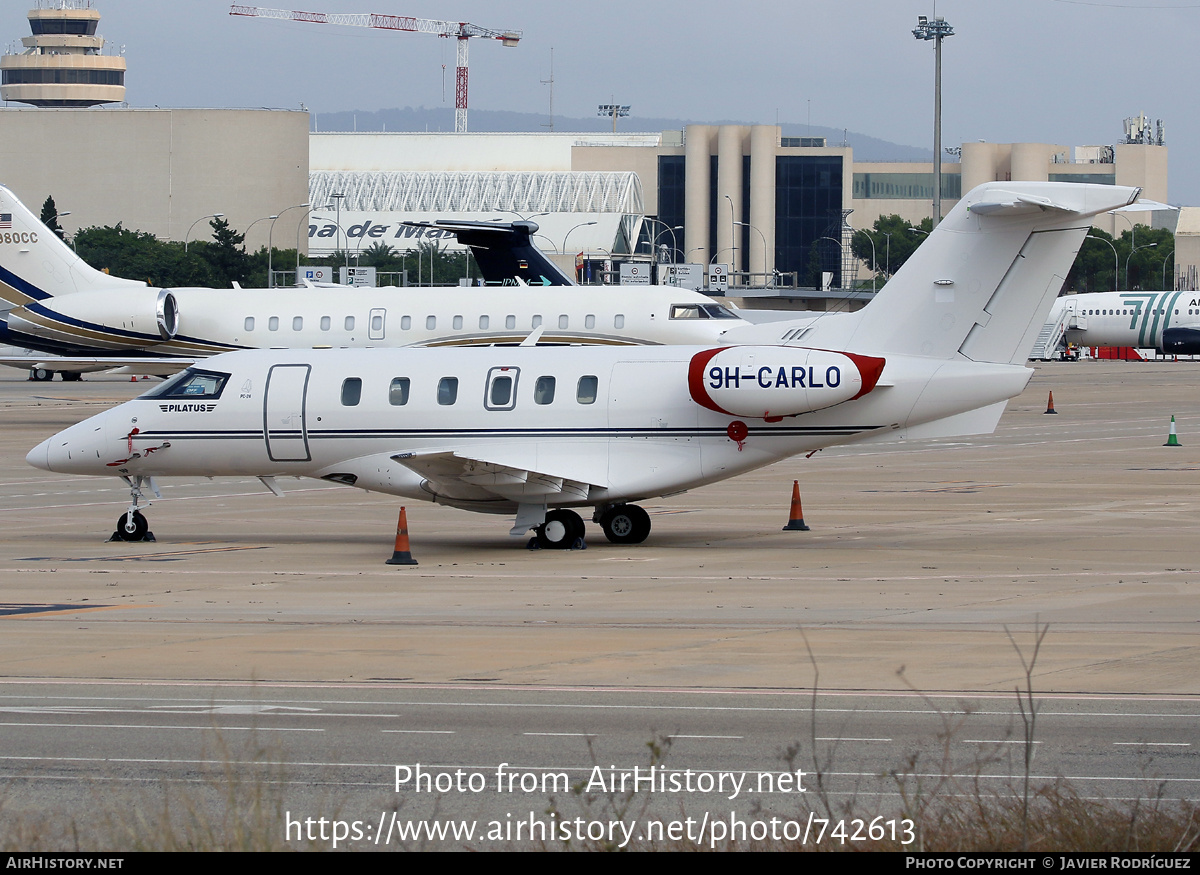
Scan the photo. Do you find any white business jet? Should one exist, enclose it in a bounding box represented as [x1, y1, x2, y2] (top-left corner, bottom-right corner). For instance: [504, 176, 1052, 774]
[28, 181, 1138, 547]
[0, 185, 747, 380]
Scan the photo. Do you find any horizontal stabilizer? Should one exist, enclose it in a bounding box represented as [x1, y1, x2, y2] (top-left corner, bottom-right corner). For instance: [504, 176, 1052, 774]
[402, 220, 576, 287]
[967, 191, 1077, 216]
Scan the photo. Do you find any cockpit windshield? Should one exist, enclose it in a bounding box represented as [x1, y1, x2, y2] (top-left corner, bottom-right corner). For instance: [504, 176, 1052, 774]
[670, 303, 741, 320]
[147, 368, 230, 399]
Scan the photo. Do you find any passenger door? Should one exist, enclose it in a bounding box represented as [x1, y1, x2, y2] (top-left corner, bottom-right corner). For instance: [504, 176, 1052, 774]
[263, 363, 311, 462]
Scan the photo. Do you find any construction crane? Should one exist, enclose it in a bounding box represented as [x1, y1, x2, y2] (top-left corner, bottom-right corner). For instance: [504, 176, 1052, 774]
[229, 5, 520, 133]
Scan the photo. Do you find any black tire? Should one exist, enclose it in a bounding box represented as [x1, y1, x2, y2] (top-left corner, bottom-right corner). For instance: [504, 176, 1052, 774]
[115, 510, 149, 542]
[30, 368, 53, 382]
[599, 504, 651, 545]
[535, 509, 585, 550]
[61, 371, 83, 382]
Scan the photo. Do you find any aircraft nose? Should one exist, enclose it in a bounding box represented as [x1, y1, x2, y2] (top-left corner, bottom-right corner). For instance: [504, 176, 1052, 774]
[28, 414, 112, 473]
[26, 438, 50, 471]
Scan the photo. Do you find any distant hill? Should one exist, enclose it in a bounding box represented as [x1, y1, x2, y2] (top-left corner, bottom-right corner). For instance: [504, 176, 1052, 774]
[310, 105, 934, 163]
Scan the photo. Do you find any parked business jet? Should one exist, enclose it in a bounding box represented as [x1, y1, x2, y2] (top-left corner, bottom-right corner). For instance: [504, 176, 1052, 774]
[29, 181, 1138, 548]
[1043, 290, 1200, 355]
[0, 185, 747, 380]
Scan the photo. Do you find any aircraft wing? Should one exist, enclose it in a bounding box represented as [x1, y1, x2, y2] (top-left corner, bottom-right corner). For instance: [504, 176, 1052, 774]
[0, 354, 195, 376]
[392, 443, 610, 504]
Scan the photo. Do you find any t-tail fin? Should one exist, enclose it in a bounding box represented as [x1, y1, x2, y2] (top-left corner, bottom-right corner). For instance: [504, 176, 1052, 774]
[808, 182, 1140, 364]
[0, 185, 145, 308]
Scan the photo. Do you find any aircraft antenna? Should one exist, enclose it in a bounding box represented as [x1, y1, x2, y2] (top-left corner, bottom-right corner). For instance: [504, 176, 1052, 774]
[229, 5, 521, 133]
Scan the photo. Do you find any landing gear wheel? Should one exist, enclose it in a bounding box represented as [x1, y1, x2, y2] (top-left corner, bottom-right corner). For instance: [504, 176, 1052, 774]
[113, 510, 149, 542]
[535, 509, 586, 550]
[599, 504, 651, 545]
[61, 371, 83, 382]
[30, 368, 53, 382]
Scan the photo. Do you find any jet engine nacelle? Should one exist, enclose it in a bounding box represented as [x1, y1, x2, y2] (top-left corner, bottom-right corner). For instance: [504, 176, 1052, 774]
[688, 346, 886, 419]
[8, 288, 179, 347]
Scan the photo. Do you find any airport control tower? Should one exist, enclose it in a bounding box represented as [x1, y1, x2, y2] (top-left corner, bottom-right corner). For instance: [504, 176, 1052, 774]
[1, 1, 125, 107]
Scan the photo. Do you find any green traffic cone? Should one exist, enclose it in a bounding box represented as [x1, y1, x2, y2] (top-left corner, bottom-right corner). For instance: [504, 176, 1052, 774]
[1164, 415, 1181, 447]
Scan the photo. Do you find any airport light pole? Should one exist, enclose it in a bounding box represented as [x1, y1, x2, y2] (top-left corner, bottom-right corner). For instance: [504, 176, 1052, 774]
[1086, 231, 1119, 292]
[184, 213, 224, 252]
[1127, 242, 1157, 290]
[328, 192, 347, 269]
[853, 228, 877, 291]
[913, 13, 954, 226]
[270, 202, 310, 288]
[653, 224, 683, 265]
[296, 206, 320, 285]
[736, 221, 770, 287]
[244, 214, 277, 282]
[817, 236, 844, 290]
[1160, 250, 1175, 291]
[563, 221, 597, 256]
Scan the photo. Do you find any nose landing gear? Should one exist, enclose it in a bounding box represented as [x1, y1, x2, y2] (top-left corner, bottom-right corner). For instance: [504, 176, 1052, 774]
[108, 475, 159, 542]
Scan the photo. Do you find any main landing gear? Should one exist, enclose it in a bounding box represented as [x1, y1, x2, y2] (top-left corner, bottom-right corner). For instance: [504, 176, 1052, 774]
[596, 504, 651, 545]
[534, 508, 587, 550]
[528, 503, 653, 549]
[109, 475, 158, 542]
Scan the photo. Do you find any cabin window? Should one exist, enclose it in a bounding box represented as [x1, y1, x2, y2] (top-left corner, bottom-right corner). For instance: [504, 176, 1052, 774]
[293, 316, 303, 331]
[438, 377, 459, 406]
[577, 375, 598, 405]
[341, 378, 362, 406]
[585, 314, 595, 329]
[401, 315, 411, 330]
[426, 316, 437, 330]
[531, 315, 542, 329]
[371, 314, 384, 333]
[269, 316, 280, 331]
[505, 315, 516, 329]
[614, 314, 625, 329]
[479, 315, 490, 330]
[453, 315, 463, 330]
[534, 376, 556, 405]
[320, 316, 331, 331]
[559, 315, 569, 329]
[389, 377, 410, 406]
[244, 317, 255, 331]
[150, 368, 229, 399]
[345, 316, 355, 331]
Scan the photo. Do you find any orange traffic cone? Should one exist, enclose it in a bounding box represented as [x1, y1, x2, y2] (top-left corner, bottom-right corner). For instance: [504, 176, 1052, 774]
[1044, 391, 1057, 414]
[782, 480, 811, 531]
[385, 507, 419, 565]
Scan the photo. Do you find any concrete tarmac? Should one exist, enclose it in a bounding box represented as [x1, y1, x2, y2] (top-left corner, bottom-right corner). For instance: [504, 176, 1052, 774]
[0, 361, 1198, 696]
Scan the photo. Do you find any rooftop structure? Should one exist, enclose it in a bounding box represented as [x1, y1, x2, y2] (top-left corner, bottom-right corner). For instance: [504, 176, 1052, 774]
[1, 1, 125, 108]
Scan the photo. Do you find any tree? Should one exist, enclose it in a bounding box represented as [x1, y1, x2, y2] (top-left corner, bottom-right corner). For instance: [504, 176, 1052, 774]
[197, 216, 252, 288]
[851, 214, 932, 282]
[40, 195, 64, 240]
[1066, 224, 1175, 292]
[73, 224, 215, 288]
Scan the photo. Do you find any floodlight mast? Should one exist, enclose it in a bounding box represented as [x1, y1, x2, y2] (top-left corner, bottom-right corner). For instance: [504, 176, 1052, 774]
[597, 103, 630, 134]
[229, 5, 521, 133]
[912, 13, 954, 225]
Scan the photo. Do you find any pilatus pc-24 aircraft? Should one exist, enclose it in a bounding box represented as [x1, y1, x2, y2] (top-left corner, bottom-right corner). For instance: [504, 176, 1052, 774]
[0, 185, 748, 380]
[29, 182, 1139, 548]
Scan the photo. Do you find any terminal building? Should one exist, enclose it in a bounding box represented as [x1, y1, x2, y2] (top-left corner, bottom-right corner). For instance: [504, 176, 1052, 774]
[0, 4, 1176, 294]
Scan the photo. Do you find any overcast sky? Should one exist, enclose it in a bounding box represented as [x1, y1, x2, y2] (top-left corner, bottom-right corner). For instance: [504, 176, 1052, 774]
[16, 0, 1199, 202]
